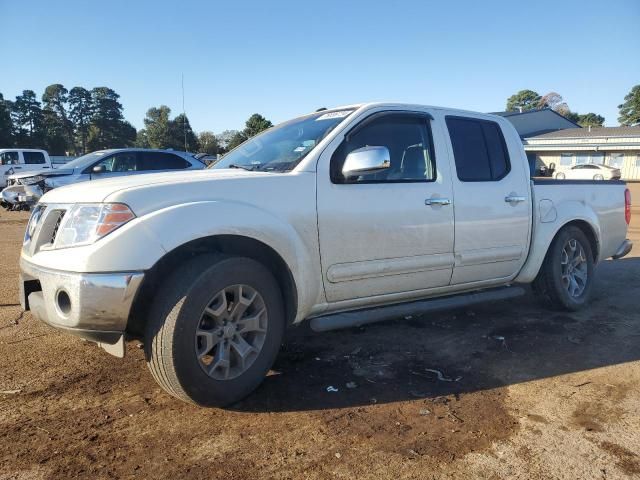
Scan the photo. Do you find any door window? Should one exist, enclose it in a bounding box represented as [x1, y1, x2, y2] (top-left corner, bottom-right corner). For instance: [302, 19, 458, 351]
[139, 152, 190, 170]
[23, 151, 46, 164]
[445, 117, 510, 181]
[0, 151, 19, 165]
[92, 152, 139, 172]
[330, 113, 436, 183]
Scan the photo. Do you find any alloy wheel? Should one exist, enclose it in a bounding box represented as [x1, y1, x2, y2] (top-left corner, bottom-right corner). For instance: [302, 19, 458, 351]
[195, 284, 268, 380]
[560, 239, 588, 298]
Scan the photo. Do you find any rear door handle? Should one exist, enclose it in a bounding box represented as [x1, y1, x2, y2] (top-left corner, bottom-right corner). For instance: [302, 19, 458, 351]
[425, 197, 451, 206]
[505, 195, 526, 204]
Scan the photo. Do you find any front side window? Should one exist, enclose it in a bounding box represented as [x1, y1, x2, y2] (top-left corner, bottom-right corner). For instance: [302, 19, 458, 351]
[93, 152, 139, 172]
[446, 116, 510, 182]
[0, 151, 19, 165]
[23, 151, 46, 164]
[139, 152, 190, 170]
[330, 113, 436, 183]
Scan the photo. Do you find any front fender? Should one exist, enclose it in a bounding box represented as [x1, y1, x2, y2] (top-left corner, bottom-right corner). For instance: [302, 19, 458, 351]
[139, 201, 322, 321]
[515, 199, 601, 283]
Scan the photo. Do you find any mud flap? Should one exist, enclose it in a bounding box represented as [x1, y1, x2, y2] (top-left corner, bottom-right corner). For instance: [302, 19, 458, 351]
[99, 335, 126, 358]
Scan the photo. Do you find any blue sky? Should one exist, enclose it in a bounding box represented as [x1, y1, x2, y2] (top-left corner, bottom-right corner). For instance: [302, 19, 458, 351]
[1, 0, 638, 132]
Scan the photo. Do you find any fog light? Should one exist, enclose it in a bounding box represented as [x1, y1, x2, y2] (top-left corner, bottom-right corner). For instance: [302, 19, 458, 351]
[56, 289, 72, 316]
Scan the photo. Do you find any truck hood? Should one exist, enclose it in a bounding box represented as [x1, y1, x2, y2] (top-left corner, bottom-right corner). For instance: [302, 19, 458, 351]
[39, 169, 282, 214]
[7, 168, 73, 180]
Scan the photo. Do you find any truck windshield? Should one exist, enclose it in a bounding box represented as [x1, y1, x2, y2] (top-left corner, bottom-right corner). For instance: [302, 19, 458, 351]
[211, 109, 355, 172]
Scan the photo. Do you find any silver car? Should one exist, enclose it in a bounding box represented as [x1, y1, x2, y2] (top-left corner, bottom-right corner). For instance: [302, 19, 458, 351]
[3, 149, 205, 208]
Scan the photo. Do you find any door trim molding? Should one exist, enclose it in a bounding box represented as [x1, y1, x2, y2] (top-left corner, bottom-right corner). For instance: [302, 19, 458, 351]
[327, 253, 454, 283]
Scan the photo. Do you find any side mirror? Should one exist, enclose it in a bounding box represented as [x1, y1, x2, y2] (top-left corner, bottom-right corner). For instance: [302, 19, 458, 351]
[92, 164, 106, 174]
[342, 146, 390, 177]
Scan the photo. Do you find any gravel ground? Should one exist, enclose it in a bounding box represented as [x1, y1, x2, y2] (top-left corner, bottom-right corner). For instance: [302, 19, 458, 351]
[1, 184, 639, 480]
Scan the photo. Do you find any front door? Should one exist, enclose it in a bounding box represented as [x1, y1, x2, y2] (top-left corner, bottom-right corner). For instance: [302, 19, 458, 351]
[445, 115, 531, 285]
[0, 151, 20, 186]
[317, 111, 455, 303]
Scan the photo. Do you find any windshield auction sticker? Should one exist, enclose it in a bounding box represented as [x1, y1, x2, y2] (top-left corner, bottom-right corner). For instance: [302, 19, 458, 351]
[316, 110, 352, 121]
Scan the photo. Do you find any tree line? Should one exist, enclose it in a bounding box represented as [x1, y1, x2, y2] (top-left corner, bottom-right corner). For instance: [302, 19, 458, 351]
[0, 84, 274, 156]
[2, 83, 638, 155]
[505, 84, 640, 127]
[0, 86, 136, 155]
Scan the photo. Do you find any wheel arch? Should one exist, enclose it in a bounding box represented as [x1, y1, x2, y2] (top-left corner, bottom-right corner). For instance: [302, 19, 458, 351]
[516, 216, 600, 284]
[127, 234, 299, 338]
[562, 219, 599, 262]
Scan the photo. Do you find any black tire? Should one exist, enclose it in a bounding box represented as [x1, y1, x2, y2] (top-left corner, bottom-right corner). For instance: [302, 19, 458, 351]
[532, 226, 594, 311]
[144, 254, 285, 407]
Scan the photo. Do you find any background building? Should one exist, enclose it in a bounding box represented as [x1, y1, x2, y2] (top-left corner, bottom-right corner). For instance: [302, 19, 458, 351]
[524, 127, 640, 180]
[496, 109, 640, 181]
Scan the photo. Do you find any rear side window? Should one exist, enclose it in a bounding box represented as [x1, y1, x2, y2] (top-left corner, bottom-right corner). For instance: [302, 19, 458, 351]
[446, 116, 511, 182]
[139, 152, 190, 171]
[23, 151, 46, 164]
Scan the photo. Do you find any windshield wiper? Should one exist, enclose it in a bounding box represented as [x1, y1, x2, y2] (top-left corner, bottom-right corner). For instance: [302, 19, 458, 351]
[228, 164, 256, 171]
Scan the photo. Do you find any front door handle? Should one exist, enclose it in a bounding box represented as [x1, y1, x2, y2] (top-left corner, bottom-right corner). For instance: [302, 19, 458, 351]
[505, 195, 526, 204]
[425, 197, 451, 206]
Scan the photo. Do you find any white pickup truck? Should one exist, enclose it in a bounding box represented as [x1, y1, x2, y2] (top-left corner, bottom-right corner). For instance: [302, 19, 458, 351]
[0, 149, 53, 187]
[19, 103, 632, 407]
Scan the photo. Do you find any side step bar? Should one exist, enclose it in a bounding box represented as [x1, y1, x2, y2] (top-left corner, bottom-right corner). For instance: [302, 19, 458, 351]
[309, 286, 526, 333]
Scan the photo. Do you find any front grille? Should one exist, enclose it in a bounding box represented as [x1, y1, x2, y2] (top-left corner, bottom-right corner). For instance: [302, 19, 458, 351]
[50, 211, 65, 245]
[23, 205, 68, 256]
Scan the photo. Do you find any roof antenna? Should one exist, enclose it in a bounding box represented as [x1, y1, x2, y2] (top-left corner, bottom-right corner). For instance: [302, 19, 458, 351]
[182, 73, 187, 152]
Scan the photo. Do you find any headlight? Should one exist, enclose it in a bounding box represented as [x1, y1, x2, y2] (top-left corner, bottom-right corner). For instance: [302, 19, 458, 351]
[55, 203, 136, 249]
[20, 175, 44, 186]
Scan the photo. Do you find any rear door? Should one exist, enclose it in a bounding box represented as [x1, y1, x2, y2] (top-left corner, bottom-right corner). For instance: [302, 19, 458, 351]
[316, 110, 455, 303]
[445, 115, 531, 285]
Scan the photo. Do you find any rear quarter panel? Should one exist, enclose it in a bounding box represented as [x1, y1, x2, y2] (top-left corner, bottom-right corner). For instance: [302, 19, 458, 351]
[516, 179, 628, 283]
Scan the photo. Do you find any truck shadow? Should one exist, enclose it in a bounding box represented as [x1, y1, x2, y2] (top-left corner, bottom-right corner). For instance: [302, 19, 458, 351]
[232, 257, 640, 413]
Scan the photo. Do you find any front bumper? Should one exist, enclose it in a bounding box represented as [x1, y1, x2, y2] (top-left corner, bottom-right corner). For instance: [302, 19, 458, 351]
[612, 239, 633, 260]
[2, 184, 43, 205]
[20, 259, 144, 355]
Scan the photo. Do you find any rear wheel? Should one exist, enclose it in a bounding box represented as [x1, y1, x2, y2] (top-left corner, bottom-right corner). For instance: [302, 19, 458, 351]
[144, 254, 285, 407]
[555, 172, 566, 180]
[532, 226, 594, 311]
[593, 173, 604, 180]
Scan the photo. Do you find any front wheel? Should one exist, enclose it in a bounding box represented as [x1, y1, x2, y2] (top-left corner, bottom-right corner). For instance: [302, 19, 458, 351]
[532, 226, 594, 311]
[555, 172, 566, 180]
[144, 254, 285, 407]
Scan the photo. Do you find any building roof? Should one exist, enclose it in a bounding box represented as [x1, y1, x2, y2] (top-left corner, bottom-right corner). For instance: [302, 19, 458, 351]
[527, 126, 640, 140]
[491, 108, 581, 138]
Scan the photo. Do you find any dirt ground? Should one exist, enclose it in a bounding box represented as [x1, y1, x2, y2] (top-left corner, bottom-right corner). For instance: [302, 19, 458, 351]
[1, 185, 639, 480]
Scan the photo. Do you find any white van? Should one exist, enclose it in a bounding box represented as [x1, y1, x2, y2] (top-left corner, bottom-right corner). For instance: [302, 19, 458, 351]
[0, 149, 52, 187]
